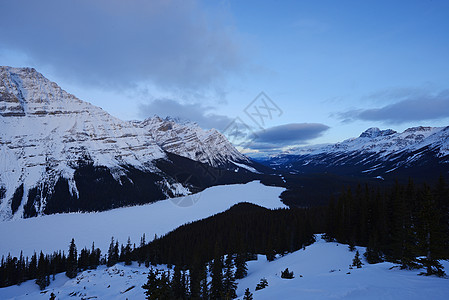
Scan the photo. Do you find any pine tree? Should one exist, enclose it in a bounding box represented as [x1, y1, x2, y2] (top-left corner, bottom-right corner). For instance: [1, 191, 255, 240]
[107, 237, 119, 267]
[181, 269, 189, 299]
[243, 288, 253, 300]
[210, 255, 224, 299]
[78, 247, 90, 271]
[89, 242, 100, 269]
[65, 238, 78, 279]
[172, 265, 183, 299]
[435, 175, 449, 258]
[189, 259, 202, 299]
[234, 253, 248, 279]
[265, 238, 276, 262]
[142, 268, 173, 299]
[17, 251, 25, 285]
[124, 237, 132, 265]
[352, 250, 362, 268]
[158, 270, 174, 299]
[364, 232, 383, 264]
[28, 252, 38, 279]
[417, 187, 446, 277]
[35, 252, 48, 290]
[138, 234, 146, 266]
[142, 267, 159, 299]
[223, 254, 237, 299]
[199, 262, 209, 299]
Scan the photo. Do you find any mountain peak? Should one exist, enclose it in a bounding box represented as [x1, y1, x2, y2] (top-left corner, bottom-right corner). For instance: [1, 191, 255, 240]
[0, 66, 84, 117]
[404, 126, 433, 133]
[359, 127, 396, 138]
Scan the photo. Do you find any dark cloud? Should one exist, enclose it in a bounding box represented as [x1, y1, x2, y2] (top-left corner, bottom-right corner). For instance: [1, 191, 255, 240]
[139, 99, 234, 130]
[338, 89, 449, 124]
[248, 123, 330, 151]
[0, 0, 244, 91]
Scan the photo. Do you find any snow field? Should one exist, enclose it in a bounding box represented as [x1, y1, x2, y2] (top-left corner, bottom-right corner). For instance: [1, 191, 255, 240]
[236, 235, 449, 300]
[0, 181, 287, 258]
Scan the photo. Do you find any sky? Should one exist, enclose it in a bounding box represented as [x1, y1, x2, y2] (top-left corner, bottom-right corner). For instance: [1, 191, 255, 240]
[1, 0, 448, 155]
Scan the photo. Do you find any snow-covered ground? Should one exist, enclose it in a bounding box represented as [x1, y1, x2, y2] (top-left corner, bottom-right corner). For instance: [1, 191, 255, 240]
[1, 235, 448, 299]
[237, 236, 449, 300]
[0, 181, 286, 258]
[0, 263, 152, 300]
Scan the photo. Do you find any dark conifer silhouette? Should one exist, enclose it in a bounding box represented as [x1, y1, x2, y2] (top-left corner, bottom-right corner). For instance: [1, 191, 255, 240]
[65, 238, 78, 279]
[352, 250, 362, 269]
[243, 288, 253, 300]
[255, 278, 268, 290]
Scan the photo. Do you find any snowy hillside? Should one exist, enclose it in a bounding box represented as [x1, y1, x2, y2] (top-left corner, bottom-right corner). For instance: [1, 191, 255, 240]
[0, 181, 286, 258]
[1, 235, 448, 300]
[0, 66, 251, 220]
[235, 235, 449, 300]
[262, 126, 449, 178]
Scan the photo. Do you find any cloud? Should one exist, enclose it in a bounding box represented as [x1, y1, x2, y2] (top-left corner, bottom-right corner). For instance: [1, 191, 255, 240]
[139, 99, 234, 130]
[338, 89, 449, 124]
[0, 0, 244, 91]
[248, 123, 330, 151]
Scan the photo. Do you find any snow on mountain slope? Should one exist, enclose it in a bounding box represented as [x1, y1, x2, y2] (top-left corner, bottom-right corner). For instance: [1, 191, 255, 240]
[0, 67, 166, 219]
[0, 66, 252, 220]
[288, 126, 449, 157]
[140, 116, 249, 167]
[0, 181, 286, 258]
[1, 235, 448, 300]
[263, 126, 449, 178]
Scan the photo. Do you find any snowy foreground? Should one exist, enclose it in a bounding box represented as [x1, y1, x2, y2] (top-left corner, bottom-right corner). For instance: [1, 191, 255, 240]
[1, 235, 448, 299]
[0, 181, 286, 257]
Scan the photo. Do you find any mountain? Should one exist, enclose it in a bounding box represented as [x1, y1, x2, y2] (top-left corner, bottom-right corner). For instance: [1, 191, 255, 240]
[139, 116, 249, 168]
[0, 66, 258, 220]
[259, 126, 449, 181]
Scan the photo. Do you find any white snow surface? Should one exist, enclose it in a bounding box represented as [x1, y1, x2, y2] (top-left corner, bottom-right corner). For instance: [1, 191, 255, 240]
[1, 235, 448, 299]
[0, 181, 286, 258]
[236, 236, 449, 299]
[0, 66, 249, 220]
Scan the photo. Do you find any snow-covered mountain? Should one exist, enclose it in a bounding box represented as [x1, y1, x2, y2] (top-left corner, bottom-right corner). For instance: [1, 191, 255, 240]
[261, 126, 449, 179]
[0, 66, 253, 220]
[140, 116, 248, 167]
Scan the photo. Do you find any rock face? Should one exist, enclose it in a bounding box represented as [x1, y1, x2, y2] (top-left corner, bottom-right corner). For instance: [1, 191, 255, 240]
[140, 116, 249, 168]
[0, 67, 251, 220]
[260, 126, 449, 180]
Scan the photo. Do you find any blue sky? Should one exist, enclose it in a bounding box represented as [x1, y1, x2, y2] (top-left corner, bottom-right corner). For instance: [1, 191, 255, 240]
[1, 0, 448, 154]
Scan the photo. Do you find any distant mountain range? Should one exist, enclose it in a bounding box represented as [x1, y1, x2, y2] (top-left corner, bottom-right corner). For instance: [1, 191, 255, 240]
[258, 126, 449, 181]
[0, 67, 264, 220]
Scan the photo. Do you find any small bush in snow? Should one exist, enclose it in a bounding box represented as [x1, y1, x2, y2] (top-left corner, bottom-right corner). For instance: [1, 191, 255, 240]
[281, 268, 294, 279]
[255, 278, 268, 290]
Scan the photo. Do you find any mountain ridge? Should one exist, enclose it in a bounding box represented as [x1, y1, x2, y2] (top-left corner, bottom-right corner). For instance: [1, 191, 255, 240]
[259, 125, 449, 180]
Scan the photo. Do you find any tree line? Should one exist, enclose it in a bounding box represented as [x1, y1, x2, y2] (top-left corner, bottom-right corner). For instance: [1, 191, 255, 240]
[324, 175, 449, 276]
[133, 202, 325, 268]
[141, 251, 248, 300]
[0, 238, 101, 289]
